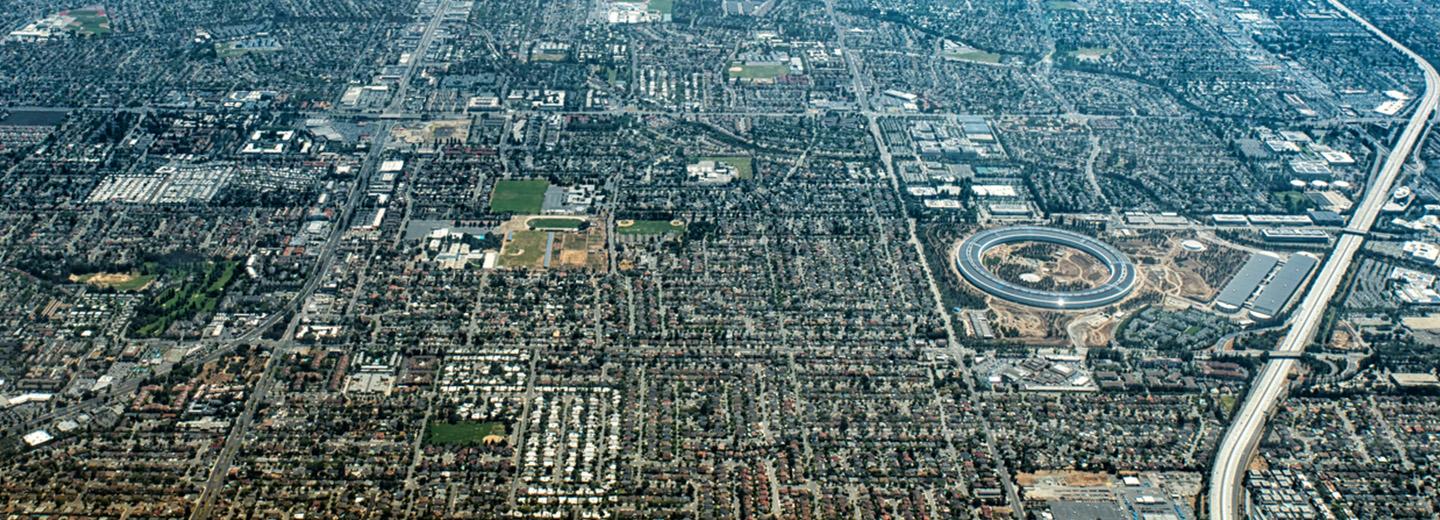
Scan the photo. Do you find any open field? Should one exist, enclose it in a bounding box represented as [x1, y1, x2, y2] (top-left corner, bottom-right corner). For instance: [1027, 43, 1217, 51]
[499, 230, 551, 267]
[498, 216, 606, 269]
[528, 217, 587, 230]
[726, 63, 789, 80]
[66, 6, 111, 36]
[491, 179, 549, 214]
[70, 271, 158, 292]
[1071, 47, 1116, 61]
[617, 219, 686, 235]
[425, 421, 506, 445]
[698, 156, 754, 178]
[945, 50, 1003, 64]
[392, 119, 471, 148]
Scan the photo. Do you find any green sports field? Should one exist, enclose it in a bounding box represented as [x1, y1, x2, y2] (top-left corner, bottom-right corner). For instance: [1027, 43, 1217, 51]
[617, 220, 686, 235]
[491, 179, 550, 214]
[697, 156, 754, 179]
[726, 63, 789, 81]
[528, 217, 585, 230]
[425, 421, 506, 445]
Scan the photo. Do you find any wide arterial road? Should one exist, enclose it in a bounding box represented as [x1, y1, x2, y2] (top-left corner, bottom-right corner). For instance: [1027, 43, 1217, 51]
[1207, 1, 1440, 518]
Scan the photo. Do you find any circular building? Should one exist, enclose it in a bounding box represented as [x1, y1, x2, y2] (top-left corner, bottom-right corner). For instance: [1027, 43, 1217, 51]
[956, 226, 1138, 310]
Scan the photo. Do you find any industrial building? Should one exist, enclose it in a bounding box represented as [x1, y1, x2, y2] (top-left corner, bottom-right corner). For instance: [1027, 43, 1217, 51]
[1250, 254, 1319, 320]
[1215, 254, 1280, 312]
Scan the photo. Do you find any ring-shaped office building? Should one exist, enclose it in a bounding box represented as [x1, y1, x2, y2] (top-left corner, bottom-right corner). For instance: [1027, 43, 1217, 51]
[956, 226, 1137, 310]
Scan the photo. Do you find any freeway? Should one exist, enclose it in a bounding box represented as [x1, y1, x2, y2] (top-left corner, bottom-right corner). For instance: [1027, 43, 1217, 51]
[1207, 1, 1440, 517]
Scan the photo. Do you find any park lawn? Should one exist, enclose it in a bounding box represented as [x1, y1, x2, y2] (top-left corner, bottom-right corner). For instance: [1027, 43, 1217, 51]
[647, 0, 673, 15]
[727, 62, 789, 80]
[528, 217, 585, 230]
[946, 50, 1002, 64]
[1271, 190, 1314, 212]
[130, 260, 239, 338]
[617, 220, 686, 235]
[68, 7, 111, 36]
[426, 421, 506, 445]
[491, 179, 550, 214]
[699, 156, 754, 179]
[109, 273, 158, 292]
[499, 230, 551, 267]
[215, 42, 281, 58]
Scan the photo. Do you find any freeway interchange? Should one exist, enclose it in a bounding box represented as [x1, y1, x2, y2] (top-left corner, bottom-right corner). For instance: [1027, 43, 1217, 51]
[1207, 0, 1440, 517]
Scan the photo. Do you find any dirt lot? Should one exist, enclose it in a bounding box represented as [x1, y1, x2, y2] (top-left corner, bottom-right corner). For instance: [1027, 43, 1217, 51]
[495, 216, 606, 270]
[1016, 470, 1113, 488]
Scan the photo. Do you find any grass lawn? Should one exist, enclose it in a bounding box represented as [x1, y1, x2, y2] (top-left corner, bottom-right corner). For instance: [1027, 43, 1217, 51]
[528, 217, 586, 230]
[1045, 0, 1083, 9]
[491, 179, 549, 214]
[647, 0, 673, 15]
[617, 219, 686, 235]
[1219, 394, 1237, 416]
[946, 50, 1002, 64]
[698, 156, 754, 179]
[726, 62, 789, 80]
[110, 273, 158, 292]
[500, 230, 551, 267]
[1271, 190, 1314, 213]
[426, 421, 506, 445]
